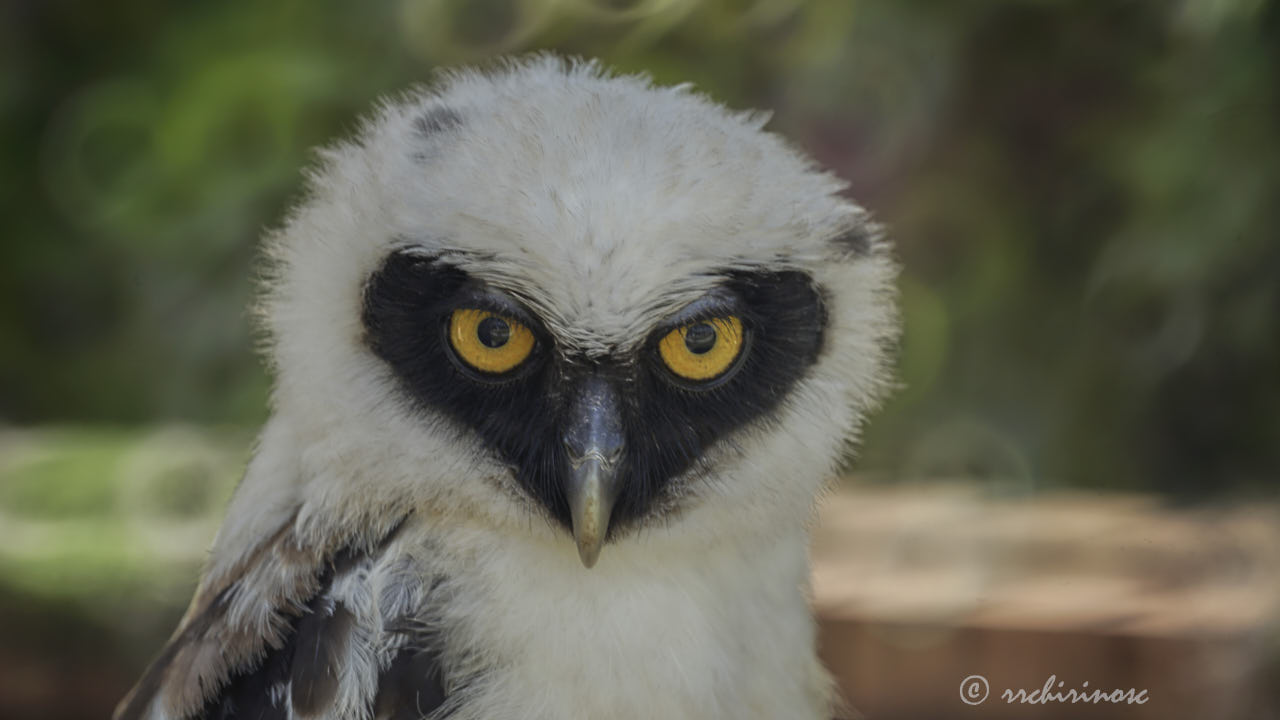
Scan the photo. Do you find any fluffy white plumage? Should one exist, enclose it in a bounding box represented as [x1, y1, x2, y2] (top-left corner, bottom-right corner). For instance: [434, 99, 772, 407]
[117, 55, 898, 720]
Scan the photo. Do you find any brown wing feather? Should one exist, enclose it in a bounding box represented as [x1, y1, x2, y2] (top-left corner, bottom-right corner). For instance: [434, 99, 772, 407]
[115, 513, 326, 719]
[114, 514, 415, 720]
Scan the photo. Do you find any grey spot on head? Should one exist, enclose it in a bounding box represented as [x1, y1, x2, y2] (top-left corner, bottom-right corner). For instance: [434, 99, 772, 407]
[830, 224, 875, 258]
[411, 107, 464, 163]
[414, 107, 463, 138]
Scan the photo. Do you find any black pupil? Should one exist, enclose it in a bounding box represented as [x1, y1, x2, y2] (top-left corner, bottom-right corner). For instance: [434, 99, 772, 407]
[684, 323, 717, 354]
[477, 316, 510, 348]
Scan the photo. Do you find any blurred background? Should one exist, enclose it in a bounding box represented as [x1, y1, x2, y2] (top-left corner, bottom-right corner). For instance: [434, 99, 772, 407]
[2, 0, 1278, 718]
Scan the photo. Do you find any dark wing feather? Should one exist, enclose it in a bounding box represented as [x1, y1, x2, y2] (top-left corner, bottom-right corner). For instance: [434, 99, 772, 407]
[205, 632, 293, 720]
[373, 644, 448, 720]
[115, 516, 449, 720]
[198, 567, 356, 720]
[114, 517, 316, 720]
[288, 596, 356, 716]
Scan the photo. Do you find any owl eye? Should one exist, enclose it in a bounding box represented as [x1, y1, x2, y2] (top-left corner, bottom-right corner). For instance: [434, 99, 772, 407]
[658, 316, 746, 383]
[448, 309, 535, 375]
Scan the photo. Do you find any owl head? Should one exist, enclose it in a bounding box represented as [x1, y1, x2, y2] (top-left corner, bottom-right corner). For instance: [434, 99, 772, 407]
[215, 56, 896, 574]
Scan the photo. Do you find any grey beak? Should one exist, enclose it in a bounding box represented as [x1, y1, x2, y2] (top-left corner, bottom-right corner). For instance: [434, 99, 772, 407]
[562, 376, 625, 568]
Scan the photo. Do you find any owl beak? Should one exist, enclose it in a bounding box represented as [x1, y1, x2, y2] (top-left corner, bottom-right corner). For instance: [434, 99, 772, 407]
[562, 376, 625, 569]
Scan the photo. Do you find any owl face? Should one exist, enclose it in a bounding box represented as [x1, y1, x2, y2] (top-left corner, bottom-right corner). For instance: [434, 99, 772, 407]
[261, 57, 897, 566]
[361, 249, 827, 564]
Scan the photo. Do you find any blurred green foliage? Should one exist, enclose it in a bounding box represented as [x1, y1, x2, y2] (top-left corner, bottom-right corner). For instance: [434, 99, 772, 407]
[0, 427, 243, 600]
[2, 0, 1278, 498]
[0, 427, 246, 719]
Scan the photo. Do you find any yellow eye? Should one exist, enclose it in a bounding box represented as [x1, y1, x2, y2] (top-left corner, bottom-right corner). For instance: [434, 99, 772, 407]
[658, 316, 746, 382]
[448, 309, 535, 375]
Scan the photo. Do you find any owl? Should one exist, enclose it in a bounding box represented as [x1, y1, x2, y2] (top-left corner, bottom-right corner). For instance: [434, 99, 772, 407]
[116, 55, 897, 720]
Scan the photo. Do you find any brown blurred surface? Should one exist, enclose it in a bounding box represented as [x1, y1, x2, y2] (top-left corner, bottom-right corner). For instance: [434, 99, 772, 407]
[814, 485, 1280, 719]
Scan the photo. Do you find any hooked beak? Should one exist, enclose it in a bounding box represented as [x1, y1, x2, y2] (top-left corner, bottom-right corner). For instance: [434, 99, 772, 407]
[562, 376, 625, 568]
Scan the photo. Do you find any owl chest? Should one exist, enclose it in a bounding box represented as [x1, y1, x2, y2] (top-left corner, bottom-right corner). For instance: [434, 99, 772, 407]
[408, 529, 827, 720]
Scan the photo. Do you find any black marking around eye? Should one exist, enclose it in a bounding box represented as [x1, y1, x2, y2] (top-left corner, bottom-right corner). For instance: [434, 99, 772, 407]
[361, 252, 826, 538]
[659, 286, 742, 329]
[362, 251, 569, 521]
[610, 270, 826, 527]
[414, 107, 463, 138]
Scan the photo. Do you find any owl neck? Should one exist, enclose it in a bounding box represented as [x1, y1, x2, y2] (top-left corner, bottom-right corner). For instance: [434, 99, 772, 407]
[405, 514, 832, 719]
